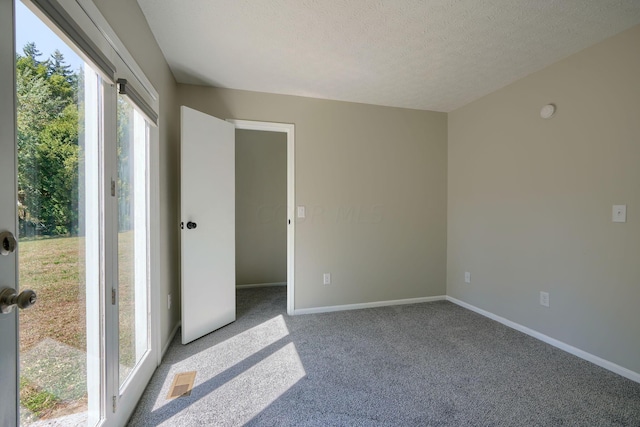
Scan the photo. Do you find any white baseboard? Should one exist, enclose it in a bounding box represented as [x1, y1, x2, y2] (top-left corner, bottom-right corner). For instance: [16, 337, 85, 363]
[446, 296, 640, 384]
[161, 320, 181, 360]
[164, 292, 638, 383]
[236, 282, 287, 289]
[293, 295, 446, 315]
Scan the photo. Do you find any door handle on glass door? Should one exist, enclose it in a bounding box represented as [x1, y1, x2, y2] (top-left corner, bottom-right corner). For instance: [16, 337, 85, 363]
[0, 288, 37, 314]
[0, 231, 16, 255]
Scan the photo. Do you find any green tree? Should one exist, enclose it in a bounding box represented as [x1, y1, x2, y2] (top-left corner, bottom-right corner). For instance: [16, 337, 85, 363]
[48, 50, 71, 77]
[16, 43, 80, 237]
[48, 50, 77, 103]
[37, 104, 80, 235]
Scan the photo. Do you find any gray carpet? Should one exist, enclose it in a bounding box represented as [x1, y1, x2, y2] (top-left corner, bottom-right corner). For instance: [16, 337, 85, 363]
[128, 287, 640, 426]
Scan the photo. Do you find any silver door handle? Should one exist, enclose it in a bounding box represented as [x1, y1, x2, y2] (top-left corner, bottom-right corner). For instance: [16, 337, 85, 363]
[0, 231, 16, 256]
[0, 288, 37, 314]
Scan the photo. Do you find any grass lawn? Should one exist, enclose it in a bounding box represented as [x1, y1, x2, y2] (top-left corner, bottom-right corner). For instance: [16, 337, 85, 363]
[19, 236, 88, 353]
[19, 233, 138, 422]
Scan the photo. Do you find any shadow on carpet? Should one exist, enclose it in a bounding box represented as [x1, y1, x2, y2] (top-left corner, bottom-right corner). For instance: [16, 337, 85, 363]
[128, 287, 640, 426]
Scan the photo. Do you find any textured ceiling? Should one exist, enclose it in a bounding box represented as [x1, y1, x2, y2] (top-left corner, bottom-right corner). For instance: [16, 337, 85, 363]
[137, 0, 640, 112]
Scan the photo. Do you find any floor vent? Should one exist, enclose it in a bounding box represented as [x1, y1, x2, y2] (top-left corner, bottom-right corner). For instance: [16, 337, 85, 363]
[167, 371, 196, 399]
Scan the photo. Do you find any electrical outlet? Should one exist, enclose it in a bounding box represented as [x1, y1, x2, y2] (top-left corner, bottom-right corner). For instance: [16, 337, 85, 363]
[540, 291, 550, 307]
[323, 273, 331, 285]
[464, 272, 471, 283]
[612, 205, 626, 223]
[167, 294, 172, 310]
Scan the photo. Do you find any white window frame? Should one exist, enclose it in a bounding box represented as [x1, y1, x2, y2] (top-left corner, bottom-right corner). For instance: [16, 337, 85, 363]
[21, 0, 161, 425]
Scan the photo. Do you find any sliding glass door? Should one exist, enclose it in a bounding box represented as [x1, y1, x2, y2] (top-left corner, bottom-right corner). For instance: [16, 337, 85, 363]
[116, 94, 150, 390]
[16, 5, 104, 424]
[0, 0, 159, 425]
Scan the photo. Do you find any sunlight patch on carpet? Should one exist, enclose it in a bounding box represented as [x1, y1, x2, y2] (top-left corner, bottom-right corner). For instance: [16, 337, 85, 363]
[212, 342, 306, 424]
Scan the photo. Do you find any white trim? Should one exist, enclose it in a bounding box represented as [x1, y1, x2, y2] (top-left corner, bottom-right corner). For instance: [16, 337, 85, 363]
[287, 127, 295, 316]
[293, 295, 447, 315]
[228, 120, 292, 133]
[446, 296, 640, 384]
[161, 321, 181, 360]
[83, 64, 101, 427]
[227, 119, 296, 316]
[75, 0, 159, 106]
[149, 121, 161, 368]
[236, 282, 287, 289]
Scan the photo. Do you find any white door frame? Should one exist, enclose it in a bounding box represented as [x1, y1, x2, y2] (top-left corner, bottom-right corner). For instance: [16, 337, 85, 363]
[227, 120, 295, 315]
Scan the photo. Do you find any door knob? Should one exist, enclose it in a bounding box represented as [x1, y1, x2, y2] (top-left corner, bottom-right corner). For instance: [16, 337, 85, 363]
[0, 231, 17, 256]
[0, 288, 37, 314]
[186, 221, 197, 230]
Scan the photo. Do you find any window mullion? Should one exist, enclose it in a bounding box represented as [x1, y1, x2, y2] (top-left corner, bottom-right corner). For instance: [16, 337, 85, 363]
[102, 80, 120, 421]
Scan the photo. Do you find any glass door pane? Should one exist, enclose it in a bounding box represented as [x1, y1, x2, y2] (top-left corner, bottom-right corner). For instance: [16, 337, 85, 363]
[116, 95, 150, 388]
[16, 2, 102, 426]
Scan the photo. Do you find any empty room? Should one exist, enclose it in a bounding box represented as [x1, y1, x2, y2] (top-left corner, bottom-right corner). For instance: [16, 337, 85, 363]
[1, 0, 639, 426]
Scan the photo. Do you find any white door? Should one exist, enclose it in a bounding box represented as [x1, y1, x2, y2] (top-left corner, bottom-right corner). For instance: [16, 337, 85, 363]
[181, 106, 236, 344]
[0, 0, 19, 424]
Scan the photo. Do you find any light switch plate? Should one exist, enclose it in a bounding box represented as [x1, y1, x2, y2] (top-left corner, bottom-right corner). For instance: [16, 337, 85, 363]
[297, 206, 306, 218]
[612, 205, 626, 223]
[540, 291, 550, 307]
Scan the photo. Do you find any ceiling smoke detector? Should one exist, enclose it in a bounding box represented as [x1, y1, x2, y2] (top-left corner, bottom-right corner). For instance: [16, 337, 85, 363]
[540, 104, 556, 119]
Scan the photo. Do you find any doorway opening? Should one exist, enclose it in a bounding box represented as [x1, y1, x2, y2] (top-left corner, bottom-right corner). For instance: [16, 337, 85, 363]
[228, 120, 295, 315]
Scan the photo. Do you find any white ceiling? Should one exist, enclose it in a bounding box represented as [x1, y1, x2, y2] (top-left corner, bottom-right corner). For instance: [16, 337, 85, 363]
[137, 0, 640, 112]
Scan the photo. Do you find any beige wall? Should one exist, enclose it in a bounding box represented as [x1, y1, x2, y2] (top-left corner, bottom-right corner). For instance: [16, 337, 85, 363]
[235, 129, 287, 285]
[448, 25, 640, 374]
[89, 0, 639, 378]
[93, 0, 180, 351]
[179, 86, 448, 309]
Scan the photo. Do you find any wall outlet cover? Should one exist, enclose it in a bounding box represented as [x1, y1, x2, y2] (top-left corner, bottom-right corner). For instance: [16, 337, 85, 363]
[612, 205, 626, 223]
[540, 291, 550, 307]
[464, 272, 471, 283]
